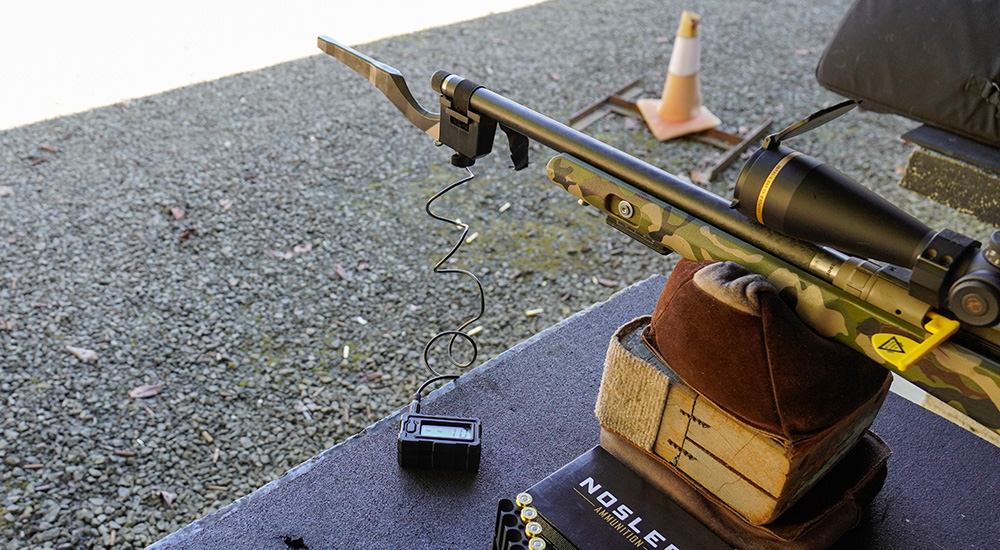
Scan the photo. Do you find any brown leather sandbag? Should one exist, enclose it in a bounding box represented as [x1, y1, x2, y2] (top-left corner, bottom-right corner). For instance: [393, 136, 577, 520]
[645, 259, 890, 440]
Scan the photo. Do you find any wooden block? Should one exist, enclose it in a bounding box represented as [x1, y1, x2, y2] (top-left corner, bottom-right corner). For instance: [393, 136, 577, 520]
[597, 316, 890, 525]
[683, 386, 882, 500]
[675, 437, 779, 524]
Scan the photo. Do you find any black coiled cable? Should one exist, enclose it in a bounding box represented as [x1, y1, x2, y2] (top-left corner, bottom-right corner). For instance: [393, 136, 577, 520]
[410, 166, 485, 413]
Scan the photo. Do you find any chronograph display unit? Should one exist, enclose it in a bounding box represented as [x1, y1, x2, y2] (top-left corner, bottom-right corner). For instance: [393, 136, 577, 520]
[397, 412, 482, 472]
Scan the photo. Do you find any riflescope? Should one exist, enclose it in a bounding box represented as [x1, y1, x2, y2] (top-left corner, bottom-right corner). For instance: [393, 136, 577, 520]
[732, 101, 1000, 327]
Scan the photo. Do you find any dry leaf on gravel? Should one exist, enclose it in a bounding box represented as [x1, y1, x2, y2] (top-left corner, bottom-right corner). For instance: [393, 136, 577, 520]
[264, 249, 293, 260]
[295, 400, 313, 422]
[623, 117, 644, 131]
[510, 268, 530, 279]
[177, 227, 197, 242]
[335, 263, 353, 282]
[66, 346, 98, 363]
[129, 384, 164, 399]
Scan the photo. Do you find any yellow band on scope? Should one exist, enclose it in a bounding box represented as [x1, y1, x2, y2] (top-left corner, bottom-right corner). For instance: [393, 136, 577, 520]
[755, 151, 802, 224]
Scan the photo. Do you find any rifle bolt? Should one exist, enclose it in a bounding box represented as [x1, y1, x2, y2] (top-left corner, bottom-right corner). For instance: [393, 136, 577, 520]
[618, 200, 635, 219]
[961, 294, 986, 316]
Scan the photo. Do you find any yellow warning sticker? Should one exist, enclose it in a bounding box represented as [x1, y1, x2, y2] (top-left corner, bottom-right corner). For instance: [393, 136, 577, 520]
[872, 333, 919, 367]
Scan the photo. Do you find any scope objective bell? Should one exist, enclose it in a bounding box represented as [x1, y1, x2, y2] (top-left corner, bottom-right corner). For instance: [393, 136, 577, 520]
[733, 144, 933, 269]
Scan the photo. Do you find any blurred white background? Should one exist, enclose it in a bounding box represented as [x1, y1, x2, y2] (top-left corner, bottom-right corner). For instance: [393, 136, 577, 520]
[0, 0, 545, 130]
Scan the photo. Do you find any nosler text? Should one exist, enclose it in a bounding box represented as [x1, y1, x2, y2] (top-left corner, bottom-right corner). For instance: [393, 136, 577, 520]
[579, 477, 680, 549]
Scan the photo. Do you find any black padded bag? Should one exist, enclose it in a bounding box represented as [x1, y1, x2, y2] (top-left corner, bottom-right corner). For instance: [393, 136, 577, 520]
[816, 0, 1000, 146]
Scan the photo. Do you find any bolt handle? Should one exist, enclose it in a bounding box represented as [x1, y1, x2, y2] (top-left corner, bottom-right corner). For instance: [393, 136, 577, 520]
[948, 230, 1000, 326]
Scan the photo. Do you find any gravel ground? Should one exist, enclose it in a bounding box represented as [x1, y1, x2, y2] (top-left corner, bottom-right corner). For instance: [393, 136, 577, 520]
[1, 0, 993, 548]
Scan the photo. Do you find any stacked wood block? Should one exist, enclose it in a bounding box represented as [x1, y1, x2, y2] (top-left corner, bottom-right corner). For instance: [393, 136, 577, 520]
[596, 316, 891, 525]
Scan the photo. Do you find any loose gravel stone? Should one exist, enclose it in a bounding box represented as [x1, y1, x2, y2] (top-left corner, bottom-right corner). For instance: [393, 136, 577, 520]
[1, 0, 993, 548]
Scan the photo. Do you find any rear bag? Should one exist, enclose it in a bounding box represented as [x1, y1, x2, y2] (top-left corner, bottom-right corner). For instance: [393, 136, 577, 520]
[816, 0, 1000, 146]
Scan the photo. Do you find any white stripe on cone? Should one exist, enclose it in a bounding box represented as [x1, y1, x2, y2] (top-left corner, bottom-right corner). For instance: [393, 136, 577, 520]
[667, 36, 700, 77]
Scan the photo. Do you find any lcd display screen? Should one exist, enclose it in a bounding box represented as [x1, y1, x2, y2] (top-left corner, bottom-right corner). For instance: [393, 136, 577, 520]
[419, 423, 473, 440]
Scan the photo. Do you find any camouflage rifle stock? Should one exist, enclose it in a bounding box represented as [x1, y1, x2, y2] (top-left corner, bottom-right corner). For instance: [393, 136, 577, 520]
[318, 36, 1000, 438]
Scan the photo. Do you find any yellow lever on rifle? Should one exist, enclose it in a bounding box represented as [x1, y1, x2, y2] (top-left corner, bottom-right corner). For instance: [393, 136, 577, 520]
[872, 312, 961, 372]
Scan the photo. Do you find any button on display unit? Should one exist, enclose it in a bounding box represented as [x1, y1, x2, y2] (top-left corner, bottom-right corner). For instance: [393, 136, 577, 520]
[397, 413, 482, 471]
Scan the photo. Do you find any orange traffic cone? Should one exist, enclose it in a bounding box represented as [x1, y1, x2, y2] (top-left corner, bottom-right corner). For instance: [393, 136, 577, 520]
[637, 11, 721, 141]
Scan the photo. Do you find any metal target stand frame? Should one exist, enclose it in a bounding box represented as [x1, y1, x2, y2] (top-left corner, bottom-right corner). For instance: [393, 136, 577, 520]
[568, 78, 772, 183]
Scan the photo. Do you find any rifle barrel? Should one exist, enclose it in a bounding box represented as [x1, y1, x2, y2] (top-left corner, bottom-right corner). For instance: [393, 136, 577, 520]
[440, 76, 844, 280]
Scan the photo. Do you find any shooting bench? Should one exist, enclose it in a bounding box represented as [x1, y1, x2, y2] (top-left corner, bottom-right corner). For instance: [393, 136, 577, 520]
[149, 276, 999, 549]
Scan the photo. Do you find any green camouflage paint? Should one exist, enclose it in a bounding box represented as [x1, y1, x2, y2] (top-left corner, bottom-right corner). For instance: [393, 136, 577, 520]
[548, 153, 1000, 433]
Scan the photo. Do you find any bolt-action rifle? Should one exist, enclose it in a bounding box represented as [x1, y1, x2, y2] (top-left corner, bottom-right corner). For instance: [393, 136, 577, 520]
[317, 36, 1000, 438]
